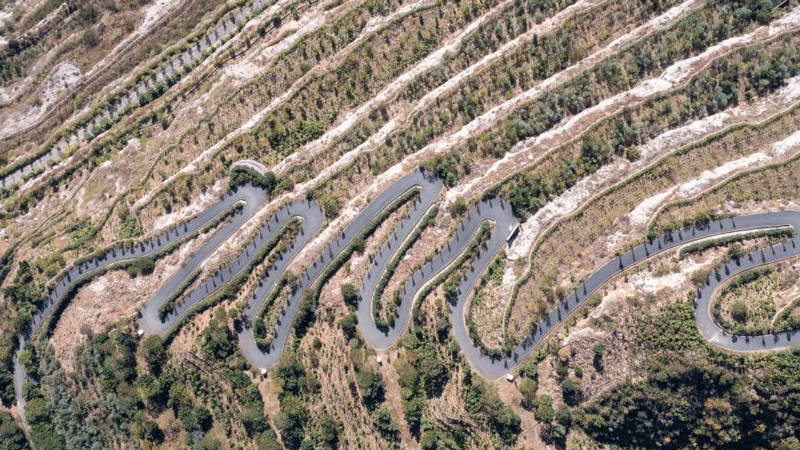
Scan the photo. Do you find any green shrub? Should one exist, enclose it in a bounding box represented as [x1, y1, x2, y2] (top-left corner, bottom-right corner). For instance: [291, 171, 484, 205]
[678, 227, 795, 259]
[370, 405, 398, 439]
[228, 166, 278, 193]
[462, 368, 521, 446]
[731, 301, 749, 323]
[125, 258, 155, 277]
[0, 411, 29, 450]
[118, 213, 144, 240]
[560, 377, 581, 405]
[356, 369, 384, 412]
[341, 283, 359, 308]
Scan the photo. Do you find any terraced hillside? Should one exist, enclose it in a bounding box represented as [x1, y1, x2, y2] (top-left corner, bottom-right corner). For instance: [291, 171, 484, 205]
[2, 0, 800, 449]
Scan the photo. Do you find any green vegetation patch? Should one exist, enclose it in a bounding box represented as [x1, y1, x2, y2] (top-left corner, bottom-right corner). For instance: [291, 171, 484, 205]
[679, 227, 796, 260]
[580, 295, 800, 450]
[774, 296, 800, 333]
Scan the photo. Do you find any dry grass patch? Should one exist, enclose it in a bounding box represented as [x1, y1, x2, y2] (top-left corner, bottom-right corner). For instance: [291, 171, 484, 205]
[655, 153, 800, 234]
[467, 255, 508, 350]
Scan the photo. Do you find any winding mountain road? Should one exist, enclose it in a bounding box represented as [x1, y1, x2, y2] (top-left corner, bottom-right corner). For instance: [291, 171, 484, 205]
[13, 168, 800, 416]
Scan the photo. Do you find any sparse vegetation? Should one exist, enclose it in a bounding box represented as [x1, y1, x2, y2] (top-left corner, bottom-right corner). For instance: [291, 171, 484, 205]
[712, 268, 789, 335]
[467, 254, 506, 356]
[412, 220, 492, 330]
[372, 205, 438, 331]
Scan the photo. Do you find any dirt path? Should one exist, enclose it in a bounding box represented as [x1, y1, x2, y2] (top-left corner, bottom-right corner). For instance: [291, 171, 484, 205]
[771, 269, 800, 325]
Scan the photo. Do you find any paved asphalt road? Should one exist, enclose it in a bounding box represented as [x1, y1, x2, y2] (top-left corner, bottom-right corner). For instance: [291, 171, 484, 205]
[14, 168, 800, 416]
[356, 172, 443, 348]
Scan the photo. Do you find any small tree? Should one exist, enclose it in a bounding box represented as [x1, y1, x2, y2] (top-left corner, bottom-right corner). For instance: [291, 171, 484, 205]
[371, 405, 398, 439]
[777, 436, 800, 450]
[450, 196, 468, 216]
[275, 396, 308, 449]
[356, 370, 385, 411]
[555, 360, 569, 379]
[351, 236, 366, 254]
[592, 344, 605, 371]
[0, 411, 28, 450]
[518, 359, 538, 379]
[194, 405, 213, 431]
[443, 278, 459, 304]
[731, 301, 749, 323]
[754, 0, 775, 24]
[341, 283, 360, 307]
[560, 378, 581, 406]
[534, 395, 555, 423]
[139, 335, 167, 374]
[317, 413, 343, 449]
[728, 243, 745, 261]
[24, 398, 49, 425]
[518, 377, 537, 410]
[139, 420, 163, 443]
[338, 314, 358, 340]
